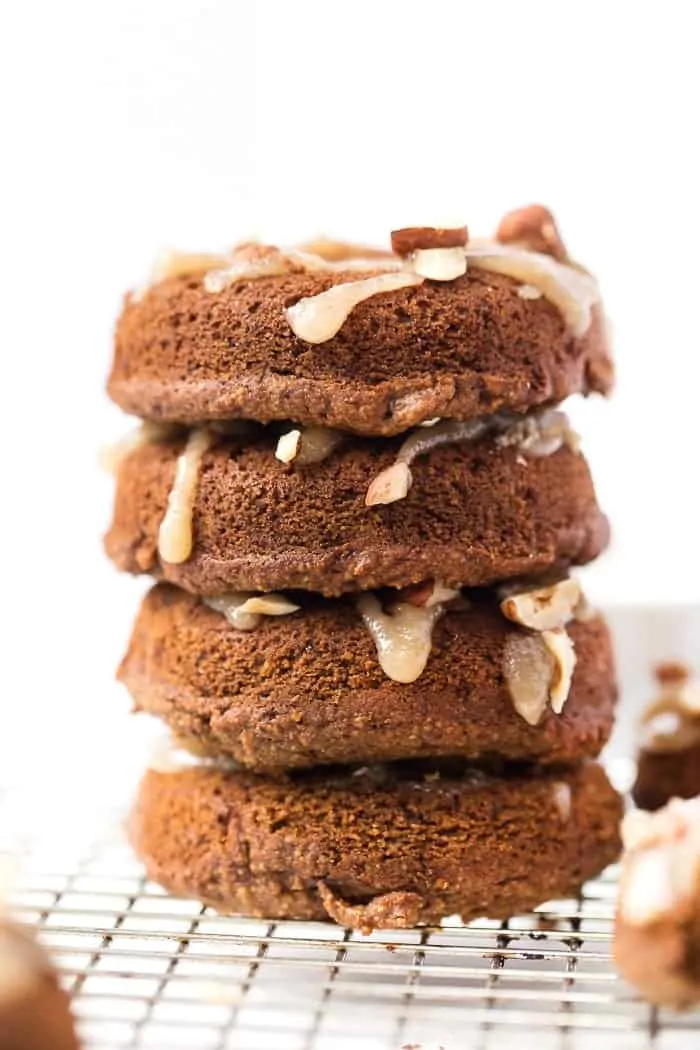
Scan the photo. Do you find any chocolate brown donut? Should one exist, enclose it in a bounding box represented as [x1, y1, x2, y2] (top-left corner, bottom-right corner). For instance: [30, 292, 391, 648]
[121, 584, 617, 771]
[109, 267, 612, 435]
[130, 761, 622, 932]
[105, 430, 609, 596]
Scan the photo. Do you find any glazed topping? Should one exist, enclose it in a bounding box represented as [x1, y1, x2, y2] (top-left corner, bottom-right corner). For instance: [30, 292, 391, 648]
[285, 271, 424, 344]
[99, 421, 180, 475]
[151, 250, 232, 282]
[619, 797, 700, 926]
[356, 592, 448, 683]
[296, 237, 397, 264]
[496, 409, 580, 457]
[364, 411, 575, 507]
[158, 428, 212, 564]
[502, 628, 576, 725]
[500, 578, 582, 631]
[204, 243, 303, 292]
[205, 591, 300, 631]
[640, 664, 700, 753]
[466, 243, 598, 337]
[275, 425, 344, 465]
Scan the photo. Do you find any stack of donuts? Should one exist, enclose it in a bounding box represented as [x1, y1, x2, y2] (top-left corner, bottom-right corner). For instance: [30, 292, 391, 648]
[105, 208, 622, 932]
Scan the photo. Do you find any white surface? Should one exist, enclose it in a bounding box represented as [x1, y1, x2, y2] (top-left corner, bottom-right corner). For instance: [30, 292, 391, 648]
[1, 2, 699, 773]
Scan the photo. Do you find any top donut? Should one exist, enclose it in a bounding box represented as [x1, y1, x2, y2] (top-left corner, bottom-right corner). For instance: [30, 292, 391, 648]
[108, 207, 613, 436]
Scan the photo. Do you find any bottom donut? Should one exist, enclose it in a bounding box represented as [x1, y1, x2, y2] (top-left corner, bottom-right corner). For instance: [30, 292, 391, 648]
[130, 760, 622, 932]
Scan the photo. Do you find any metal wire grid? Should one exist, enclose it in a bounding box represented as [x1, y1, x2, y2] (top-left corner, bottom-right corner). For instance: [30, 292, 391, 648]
[3, 818, 699, 1050]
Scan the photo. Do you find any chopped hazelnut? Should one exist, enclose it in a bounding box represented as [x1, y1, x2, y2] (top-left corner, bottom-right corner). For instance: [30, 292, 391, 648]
[365, 462, 412, 507]
[390, 226, 468, 256]
[500, 578, 581, 632]
[495, 204, 568, 262]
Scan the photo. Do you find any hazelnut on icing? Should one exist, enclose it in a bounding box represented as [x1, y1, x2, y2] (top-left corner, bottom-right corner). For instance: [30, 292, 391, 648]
[500, 578, 582, 632]
[495, 205, 568, 262]
[390, 226, 469, 256]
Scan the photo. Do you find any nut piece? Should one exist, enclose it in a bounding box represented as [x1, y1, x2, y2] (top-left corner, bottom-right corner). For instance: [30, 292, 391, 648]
[542, 628, 577, 713]
[236, 594, 300, 617]
[365, 462, 412, 506]
[275, 429, 301, 463]
[500, 578, 582, 631]
[391, 226, 468, 256]
[655, 661, 690, 686]
[412, 247, 467, 281]
[495, 204, 568, 262]
[397, 580, 461, 608]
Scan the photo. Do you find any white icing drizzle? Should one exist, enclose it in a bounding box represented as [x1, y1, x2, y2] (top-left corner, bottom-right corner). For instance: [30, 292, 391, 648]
[158, 428, 212, 564]
[295, 238, 399, 265]
[205, 591, 299, 631]
[619, 797, 700, 927]
[152, 250, 232, 283]
[204, 246, 297, 292]
[285, 271, 424, 344]
[465, 243, 599, 337]
[275, 425, 344, 465]
[99, 422, 180, 475]
[356, 593, 447, 683]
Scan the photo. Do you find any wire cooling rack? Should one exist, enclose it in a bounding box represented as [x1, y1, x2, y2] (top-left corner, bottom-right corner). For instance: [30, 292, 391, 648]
[4, 812, 700, 1050]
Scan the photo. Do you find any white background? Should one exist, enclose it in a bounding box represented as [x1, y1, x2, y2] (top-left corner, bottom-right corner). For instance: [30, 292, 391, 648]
[1, 1, 699, 787]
